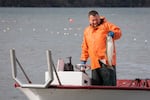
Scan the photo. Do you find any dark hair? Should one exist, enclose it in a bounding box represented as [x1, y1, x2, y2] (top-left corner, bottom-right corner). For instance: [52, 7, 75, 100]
[88, 10, 99, 17]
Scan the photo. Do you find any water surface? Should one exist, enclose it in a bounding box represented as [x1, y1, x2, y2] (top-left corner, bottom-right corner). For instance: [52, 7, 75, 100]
[0, 7, 150, 100]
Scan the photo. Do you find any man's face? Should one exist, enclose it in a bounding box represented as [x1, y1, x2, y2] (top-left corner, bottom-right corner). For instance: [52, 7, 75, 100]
[89, 14, 100, 28]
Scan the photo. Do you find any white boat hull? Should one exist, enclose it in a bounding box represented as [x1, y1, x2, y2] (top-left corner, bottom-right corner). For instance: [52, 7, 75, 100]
[18, 86, 150, 100]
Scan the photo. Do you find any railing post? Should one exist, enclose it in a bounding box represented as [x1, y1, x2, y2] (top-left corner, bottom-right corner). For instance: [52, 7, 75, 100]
[10, 49, 17, 79]
[46, 50, 61, 86]
[46, 50, 54, 86]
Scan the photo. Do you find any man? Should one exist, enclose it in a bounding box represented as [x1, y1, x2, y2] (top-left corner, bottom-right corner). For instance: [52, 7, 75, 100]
[80, 10, 122, 86]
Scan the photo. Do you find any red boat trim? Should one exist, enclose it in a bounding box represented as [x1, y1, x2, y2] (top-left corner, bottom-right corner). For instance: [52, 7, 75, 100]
[48, 85, 150, 91]
[14, 83, 150, 91]
[14, 79, 150, 91]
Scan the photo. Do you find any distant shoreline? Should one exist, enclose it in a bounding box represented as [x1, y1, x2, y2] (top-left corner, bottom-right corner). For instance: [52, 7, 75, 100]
[0, 0, 150, 7]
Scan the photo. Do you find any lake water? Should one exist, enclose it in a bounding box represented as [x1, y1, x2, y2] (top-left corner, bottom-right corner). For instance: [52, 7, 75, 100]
[0, 7, 150, 100]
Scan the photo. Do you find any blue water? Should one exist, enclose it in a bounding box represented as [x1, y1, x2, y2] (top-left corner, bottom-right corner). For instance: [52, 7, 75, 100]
[0, 7, 150, 100]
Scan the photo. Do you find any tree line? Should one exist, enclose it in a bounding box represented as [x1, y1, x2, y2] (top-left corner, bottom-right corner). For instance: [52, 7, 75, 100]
[0, 0, 150, 7]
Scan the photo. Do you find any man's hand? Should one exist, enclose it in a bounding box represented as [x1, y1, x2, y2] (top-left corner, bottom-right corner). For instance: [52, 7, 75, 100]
[108, 31, 114, 38]
[81, 61, 86, 64]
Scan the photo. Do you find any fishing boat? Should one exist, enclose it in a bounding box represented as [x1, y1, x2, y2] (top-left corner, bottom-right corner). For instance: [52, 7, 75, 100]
[10, 49, 150, 100]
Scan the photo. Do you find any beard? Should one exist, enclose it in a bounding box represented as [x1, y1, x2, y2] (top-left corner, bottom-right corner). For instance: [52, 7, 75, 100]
[90, 23, 100, 29]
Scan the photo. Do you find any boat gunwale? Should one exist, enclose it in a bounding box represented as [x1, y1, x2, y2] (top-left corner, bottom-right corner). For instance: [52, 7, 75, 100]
[15, 83, 150, 91]
[48, 85, 150, 91]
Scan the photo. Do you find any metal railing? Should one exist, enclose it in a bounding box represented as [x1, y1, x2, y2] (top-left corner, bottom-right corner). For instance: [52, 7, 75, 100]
[10, 49, 61, 88]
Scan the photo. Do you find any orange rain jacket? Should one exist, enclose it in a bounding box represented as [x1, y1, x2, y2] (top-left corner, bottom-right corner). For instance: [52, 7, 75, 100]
[80, 17, 122, 70]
